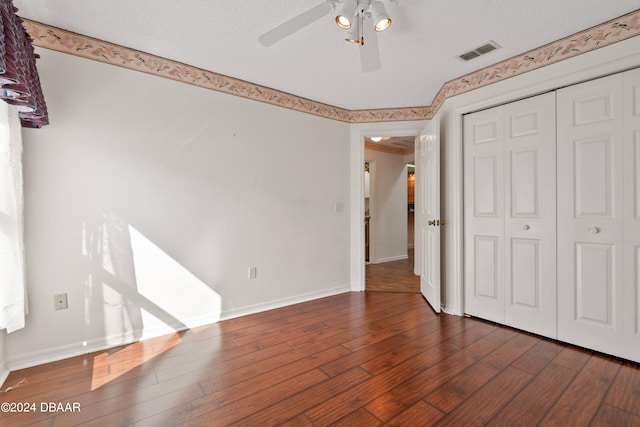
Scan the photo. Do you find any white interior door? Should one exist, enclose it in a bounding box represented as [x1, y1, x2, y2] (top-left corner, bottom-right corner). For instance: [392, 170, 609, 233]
[503, 92, 557, 338]
[464, 105, 505, 324]
[557, 73, 626, 355]
[464, 92, 556, 336]
[623, 68, 640, 362]
[419, 121, 441, 313]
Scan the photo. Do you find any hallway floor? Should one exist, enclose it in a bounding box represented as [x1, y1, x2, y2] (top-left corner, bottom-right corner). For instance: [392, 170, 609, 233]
[365, 249, 420, 293]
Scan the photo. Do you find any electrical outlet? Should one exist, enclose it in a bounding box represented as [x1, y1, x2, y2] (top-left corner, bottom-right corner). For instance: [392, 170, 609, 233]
[54, 293, 68, 310]
[248, 266, 257, 279]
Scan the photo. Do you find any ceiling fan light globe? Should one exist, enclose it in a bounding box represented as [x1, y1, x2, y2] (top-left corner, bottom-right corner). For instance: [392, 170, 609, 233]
[336, 15, 352, 29]
[344, 26, 359, 43]
[374, 17, 391, 32]
[370, 1, 391, 32]
[334, 0, 357, 29]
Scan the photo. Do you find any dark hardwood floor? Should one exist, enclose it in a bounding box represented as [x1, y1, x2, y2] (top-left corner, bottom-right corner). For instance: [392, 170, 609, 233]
[366, 249, 419, 293]
[1, 291, 639, 426]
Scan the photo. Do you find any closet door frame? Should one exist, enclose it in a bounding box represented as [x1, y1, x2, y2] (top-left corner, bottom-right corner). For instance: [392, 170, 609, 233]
[443, 37, 640, 317]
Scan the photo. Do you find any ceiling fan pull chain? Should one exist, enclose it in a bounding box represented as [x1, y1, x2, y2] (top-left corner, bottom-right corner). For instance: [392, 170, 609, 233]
[358, 8, 364, 45]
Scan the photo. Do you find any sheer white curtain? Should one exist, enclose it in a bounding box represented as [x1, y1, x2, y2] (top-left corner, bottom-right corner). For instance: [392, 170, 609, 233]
[0, 101, 26, 333]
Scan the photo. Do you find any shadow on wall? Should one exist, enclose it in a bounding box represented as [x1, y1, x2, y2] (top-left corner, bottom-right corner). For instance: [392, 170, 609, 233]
[82, 212, 222, 347]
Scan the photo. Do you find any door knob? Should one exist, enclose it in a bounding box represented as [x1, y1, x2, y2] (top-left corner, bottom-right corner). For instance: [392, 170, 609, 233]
[523, 224, 530, 230]
[428, 220, 436, 226]
[439, 220, 446, 226]
[589, 226, 600, 234]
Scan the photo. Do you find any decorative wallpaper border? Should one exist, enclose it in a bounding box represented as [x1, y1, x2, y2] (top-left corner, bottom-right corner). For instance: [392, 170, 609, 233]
[21, 9, 640, 124]
[430, 9, 640, 114]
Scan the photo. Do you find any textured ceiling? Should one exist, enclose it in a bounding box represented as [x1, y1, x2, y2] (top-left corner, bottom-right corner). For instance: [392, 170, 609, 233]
[13, 0, 640, 111]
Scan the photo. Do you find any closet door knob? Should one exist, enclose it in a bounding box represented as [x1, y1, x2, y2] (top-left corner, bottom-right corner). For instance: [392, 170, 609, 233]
[589, 226, 600, 234]
[523, 224, 530, 230]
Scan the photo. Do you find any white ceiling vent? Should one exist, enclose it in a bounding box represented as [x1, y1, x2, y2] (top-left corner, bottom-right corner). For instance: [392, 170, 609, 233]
[458, 41, 501, 62]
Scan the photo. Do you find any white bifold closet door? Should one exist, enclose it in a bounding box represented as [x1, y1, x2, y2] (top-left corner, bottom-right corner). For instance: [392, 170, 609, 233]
[464, 92, 557, 339]
[624, 68, 640, 363]
[557, 69, 640, 363]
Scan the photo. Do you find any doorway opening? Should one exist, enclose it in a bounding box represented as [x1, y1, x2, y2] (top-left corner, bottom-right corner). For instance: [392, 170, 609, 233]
[363, 136, 419, 293]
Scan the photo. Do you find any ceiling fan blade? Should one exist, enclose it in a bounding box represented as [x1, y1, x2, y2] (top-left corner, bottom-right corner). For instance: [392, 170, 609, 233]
[360, 25, 381, 72]
[259, 2, 332, 47]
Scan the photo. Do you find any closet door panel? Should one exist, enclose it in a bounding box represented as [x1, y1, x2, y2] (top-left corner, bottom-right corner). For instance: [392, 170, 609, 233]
[630, 243, 640, 334]
[573, 91, 614, 126]
[464, 106, 505, 324]
[510, 149, 538, 216]
[575, 242, 615, 324]
[574, 136, 614, 217]
[504, 92, 556, 338]
[474, 154, 500, 216]
[623, 68, 640, 362]
[557, 73, 625, 355]
[510, 238, 540, 308]
[474, 236, 500, 299]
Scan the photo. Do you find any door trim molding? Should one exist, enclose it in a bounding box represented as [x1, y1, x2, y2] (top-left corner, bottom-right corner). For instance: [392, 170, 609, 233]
[350, 121, 428, 292]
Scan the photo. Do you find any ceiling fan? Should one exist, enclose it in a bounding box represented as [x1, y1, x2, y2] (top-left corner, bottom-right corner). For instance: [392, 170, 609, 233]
[258, 0, 397, 73]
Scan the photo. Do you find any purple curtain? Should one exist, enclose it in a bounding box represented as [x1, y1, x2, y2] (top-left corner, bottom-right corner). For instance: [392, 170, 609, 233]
[0, 0, 48, 128]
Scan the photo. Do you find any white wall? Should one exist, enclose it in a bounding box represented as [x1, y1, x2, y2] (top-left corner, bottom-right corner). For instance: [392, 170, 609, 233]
[6, 49, 351, 369]
[0, 101, 6, 385]
[0, 331, 7, 385]
[365, 149, 407, 263]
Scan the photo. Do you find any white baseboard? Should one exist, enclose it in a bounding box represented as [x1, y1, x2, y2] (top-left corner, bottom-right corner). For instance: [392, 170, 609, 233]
[6, 312, 222, 372]
[373, 254, 409, 264]
[442, 305, 461, 316]
[6, 285, 351, 372]
[219, 285, 351, 321]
